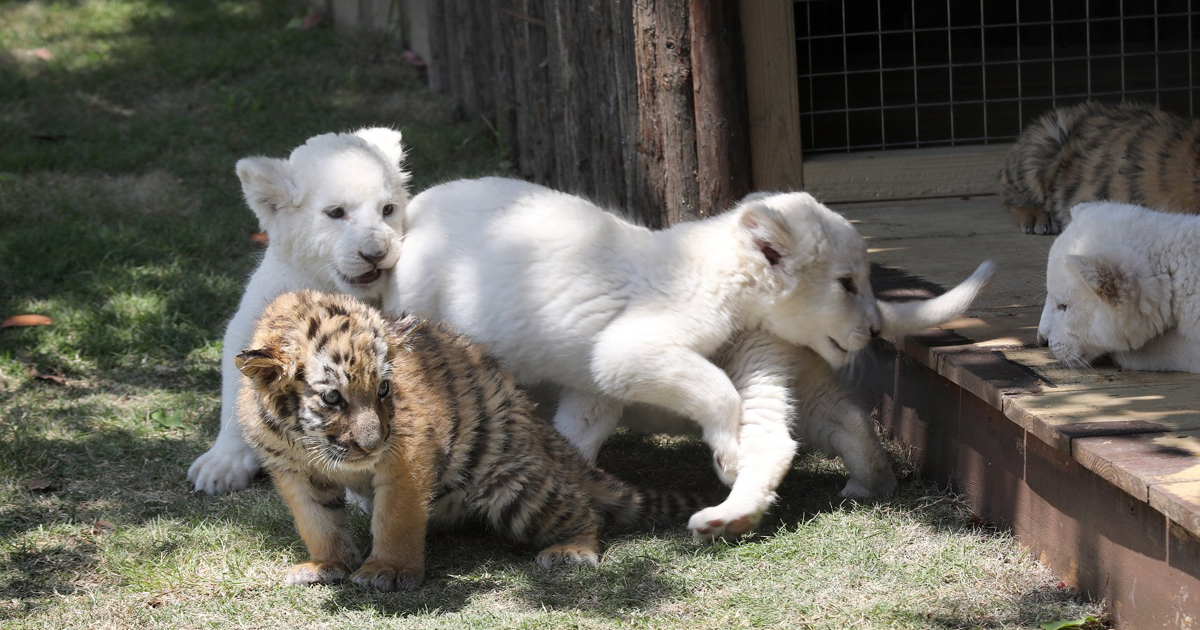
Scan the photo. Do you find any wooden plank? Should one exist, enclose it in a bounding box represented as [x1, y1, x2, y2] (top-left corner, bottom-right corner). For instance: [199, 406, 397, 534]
[1021, 436, 1183, 630]
[508, 0, 553, 185]
[632, 0, 700, 227]
[490, 0, 519, 168]
[1074, 432, 1200, 502]
[739, 0, 802, 192]
[1005, 383, 1200, 453]
[424, 0, 448, 93]
[1152, 481, 1200, 539]
[805, 144, 1011, 204]
[688, 0, 750, 217]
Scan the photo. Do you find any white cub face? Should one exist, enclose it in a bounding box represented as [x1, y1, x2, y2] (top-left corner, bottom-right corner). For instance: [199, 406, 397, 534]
[235, 128, 410, 301]
[1038, 208, 1165, 367]
[737, 193, 881, 368]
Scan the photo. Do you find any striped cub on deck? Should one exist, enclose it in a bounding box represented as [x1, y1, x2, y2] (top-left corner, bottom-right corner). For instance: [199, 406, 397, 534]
[235, 290, 701, 591]
[999, 101, 1200, 235]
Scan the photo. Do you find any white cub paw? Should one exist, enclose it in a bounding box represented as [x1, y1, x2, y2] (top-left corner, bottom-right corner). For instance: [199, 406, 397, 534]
[709, 435, 741, 487]
[688, 497, 770, 541]
[712, 452, 738, 486]
[838, 469, 898, 499]
[187, 442, 261, 495]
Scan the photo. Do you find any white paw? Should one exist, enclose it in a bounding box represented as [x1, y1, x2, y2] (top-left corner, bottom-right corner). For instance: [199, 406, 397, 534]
[688, 498, 769, 541]
[839, 469, 898, 499]
[345, 489, 374, 514]
[712, 453, 738, 486]
[187, 442, 261, 494]
[709, 436, 741, 487]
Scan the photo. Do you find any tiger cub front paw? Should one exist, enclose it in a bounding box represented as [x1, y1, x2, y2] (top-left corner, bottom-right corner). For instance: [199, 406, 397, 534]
[350, 558, 424, 591]
[285, 559, 359, 586]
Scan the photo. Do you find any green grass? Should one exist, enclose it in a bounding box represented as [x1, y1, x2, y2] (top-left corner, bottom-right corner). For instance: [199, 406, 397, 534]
[0, 1, 1106, 628]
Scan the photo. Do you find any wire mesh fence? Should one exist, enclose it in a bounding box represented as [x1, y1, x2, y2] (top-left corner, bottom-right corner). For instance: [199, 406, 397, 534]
[795, 0, 1200, 154]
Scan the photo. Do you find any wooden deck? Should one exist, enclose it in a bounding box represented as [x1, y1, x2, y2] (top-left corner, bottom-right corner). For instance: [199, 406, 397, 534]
[841, 195, 1200, 629]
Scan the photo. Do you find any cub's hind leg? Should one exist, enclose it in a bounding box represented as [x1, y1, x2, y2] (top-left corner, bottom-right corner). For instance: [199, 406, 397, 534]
[553, 388, 623, 462]
[272, 470, 362, 586]
[791, 350, 896, 498]
[1006, 204, 1059, 235]
[535, 523, 602, 569]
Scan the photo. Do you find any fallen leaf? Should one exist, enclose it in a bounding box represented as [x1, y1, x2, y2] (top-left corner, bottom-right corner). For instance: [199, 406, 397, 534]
[92, 520, 115, 534]
[402, 50, 427, 67]
[301, 10, 323, 29]
[28, 367, 66, 385]
[1040, 617, 1096, 630]
[250, 231, 269, 244]
[152, 409, 184, 429]
[2, 314, 52, 328]
[30, 48, 53, 60]
[26, 479, 53, 492]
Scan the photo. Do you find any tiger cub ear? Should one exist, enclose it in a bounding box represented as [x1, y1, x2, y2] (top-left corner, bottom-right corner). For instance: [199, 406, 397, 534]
[235, 347, 292, 392]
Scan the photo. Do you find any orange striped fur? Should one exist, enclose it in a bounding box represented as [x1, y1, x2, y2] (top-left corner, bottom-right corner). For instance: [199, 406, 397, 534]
[235, 290, 703, 590]
[999, 101, 1200, 234]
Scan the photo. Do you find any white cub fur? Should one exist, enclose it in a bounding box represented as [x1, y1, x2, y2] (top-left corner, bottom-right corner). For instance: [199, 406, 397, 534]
[188, 128, 410, 494]
[1039, 201, 1200, 372]
[389, 177, 995, 536]
[390, 178, 884, 484]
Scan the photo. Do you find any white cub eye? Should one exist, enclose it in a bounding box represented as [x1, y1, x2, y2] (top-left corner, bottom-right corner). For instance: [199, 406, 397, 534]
[838, 276, 858, 295]
[382, 204, 396, 217]
[326, 207, 345, 219]
[321, 390, 343, 406]
[378, 380, 391, 398]
[1057, 303, 1069, 311]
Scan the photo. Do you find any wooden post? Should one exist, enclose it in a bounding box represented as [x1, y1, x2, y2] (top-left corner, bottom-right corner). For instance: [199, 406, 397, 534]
[633, 0, 701, 227]
[740, 0, 803, 191]
[425, 0, 448, 93]
[689, 0, 751, 216]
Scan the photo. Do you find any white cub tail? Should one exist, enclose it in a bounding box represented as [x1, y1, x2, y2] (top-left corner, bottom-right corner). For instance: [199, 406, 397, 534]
[878, 260, 997, 337]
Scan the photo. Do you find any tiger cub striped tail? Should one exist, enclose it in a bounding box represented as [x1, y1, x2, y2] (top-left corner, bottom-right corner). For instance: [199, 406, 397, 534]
[584, 468, 714, 530]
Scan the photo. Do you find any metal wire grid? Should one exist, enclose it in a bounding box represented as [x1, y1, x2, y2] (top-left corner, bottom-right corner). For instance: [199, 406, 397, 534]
[795, 0, 1200, 154]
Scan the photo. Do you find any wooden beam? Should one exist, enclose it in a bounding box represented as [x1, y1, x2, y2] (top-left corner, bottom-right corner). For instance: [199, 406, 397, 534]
[633, 0, 700, 227]
[739, 0, 803, 192]
[689, 0, 751, 216]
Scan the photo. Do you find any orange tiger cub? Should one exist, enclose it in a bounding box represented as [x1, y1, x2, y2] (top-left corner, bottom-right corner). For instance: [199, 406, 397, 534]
[234, 290, 702, 591]
[999, 101, 1200, 235]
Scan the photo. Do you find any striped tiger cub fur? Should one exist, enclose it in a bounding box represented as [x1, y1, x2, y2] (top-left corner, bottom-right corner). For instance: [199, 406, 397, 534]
[234, 290, 702, 591]
[999, 101, 1200, 235]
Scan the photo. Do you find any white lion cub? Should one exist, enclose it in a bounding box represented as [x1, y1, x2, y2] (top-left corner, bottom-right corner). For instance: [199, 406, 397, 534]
[1038, 201, 1200, 373]
[388, 178, 995, 537]
[188, 128, 411, 494]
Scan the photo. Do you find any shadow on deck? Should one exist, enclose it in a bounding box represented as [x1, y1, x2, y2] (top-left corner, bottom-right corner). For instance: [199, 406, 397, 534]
[844, 195, 1200, 630]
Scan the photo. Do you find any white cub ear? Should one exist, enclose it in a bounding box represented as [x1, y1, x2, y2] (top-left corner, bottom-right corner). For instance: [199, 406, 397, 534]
[738, 203, 795, 268]
[235, 157, 297, 228]
[1067, 254, 1139, 306]
[354, 127, 410, 187]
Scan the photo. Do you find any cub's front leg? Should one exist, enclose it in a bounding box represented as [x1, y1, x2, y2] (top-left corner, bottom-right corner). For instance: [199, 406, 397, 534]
[272, 470, 362, 585]
[690, 330, 798, 540]
[352, 453, 428, 592]
[591, 334, 742, 485]
[1114, 329, 1200, 373]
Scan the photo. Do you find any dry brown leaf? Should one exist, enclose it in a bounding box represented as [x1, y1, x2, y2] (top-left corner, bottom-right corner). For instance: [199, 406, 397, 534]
[26, 479, 53, 492]
[2, 314, 52, 328]
[301, 10, 323, 29]
[28, 366, 66, 385]
[250, 232, 269, 245]
[92, 520, 115, 534]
